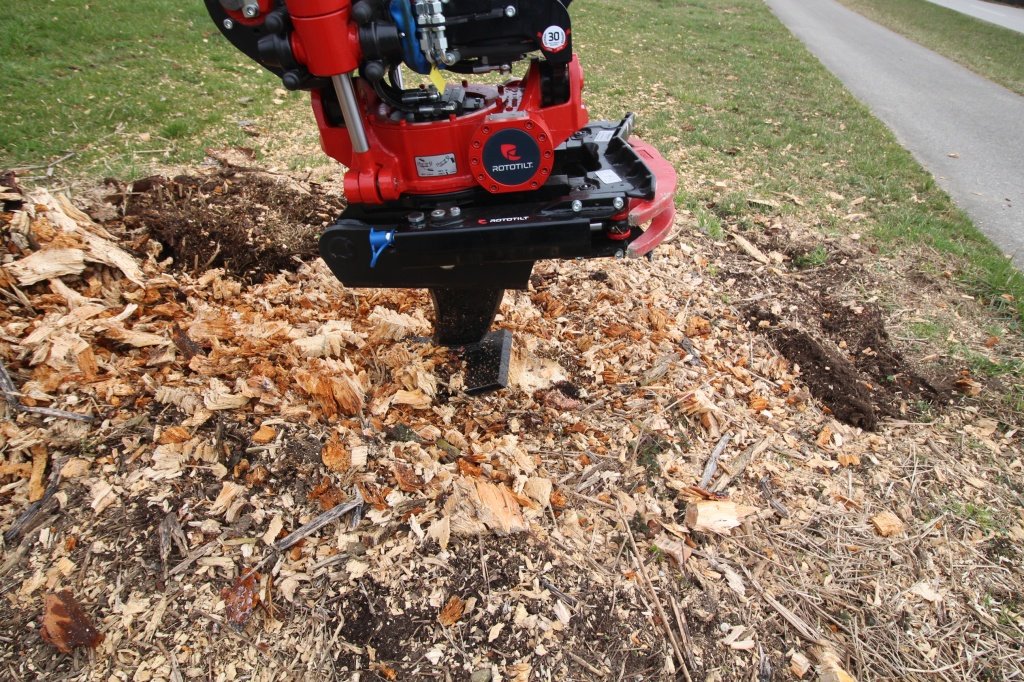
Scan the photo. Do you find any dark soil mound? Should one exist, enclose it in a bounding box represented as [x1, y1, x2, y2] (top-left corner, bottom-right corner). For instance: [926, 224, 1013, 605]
[747, 299, 947, 430]
[107, 171, 344, 283]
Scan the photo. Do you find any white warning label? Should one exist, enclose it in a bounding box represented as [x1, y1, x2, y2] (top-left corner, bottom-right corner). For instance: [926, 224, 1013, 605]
[415, 153, 457, 177]
[595, 169, 622, 185]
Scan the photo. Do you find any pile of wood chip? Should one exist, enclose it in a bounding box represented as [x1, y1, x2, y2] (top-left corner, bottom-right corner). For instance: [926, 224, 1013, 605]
[1, 172, 1022, 680]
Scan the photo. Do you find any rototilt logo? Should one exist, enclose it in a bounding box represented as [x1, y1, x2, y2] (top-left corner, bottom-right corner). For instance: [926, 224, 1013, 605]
[483, 129, 541, 185]
[478, 216, 529, 225]
[491, 143, 534, 173]
[500, 144, 521, 161]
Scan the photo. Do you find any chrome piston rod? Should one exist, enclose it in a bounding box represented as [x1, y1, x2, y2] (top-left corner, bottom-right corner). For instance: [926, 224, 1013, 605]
[331, 73, 369, 154]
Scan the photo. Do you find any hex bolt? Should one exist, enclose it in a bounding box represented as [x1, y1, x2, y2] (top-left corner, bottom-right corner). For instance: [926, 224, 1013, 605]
[430, 208, 447, 220]
[449, 206, 461, 217]
[223, 18, 235, 30]
[505, 5, 517, 17]
[613, 197, 625, 210]
[408, 211, 426, 228]
[242, 4, 259, 18]
[571, 200, 583, 212]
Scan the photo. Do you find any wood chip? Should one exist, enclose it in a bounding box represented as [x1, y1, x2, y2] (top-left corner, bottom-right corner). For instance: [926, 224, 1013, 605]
[685, 500, 757, 534]
[252, 424, 277, 444]
[813, 646, 857, 682]
[28, 445, 48, 502]
[790, 651, 812, 678]
[732, 232, 770, 264]
[445, 478, 527, 535]
[4, 248, 86, 285]
[870, 510, 904, 537]
[438, 596, 465, 626]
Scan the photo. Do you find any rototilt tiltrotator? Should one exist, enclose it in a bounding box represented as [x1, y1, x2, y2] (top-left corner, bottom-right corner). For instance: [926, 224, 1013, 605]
[205, 0, 677, 392]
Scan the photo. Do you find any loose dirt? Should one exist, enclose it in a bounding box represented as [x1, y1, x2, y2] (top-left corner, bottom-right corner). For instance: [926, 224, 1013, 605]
[723, 227, 951, 430]
[101, 169, 344, 283]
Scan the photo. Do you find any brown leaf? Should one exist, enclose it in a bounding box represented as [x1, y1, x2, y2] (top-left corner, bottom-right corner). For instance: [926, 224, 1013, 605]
[392, 461, 424, 493]
[371, 663, 398, 681]
[685, 315, 711, 338]
[953, 371, 982, 397]
[40, 590, 104, 654]
[321, 432, 351, 473]
[308, 476, 347, 510]
[221, 572, 261, 627]
[550, 488, 568, 510]
[438, 596, 465, 626]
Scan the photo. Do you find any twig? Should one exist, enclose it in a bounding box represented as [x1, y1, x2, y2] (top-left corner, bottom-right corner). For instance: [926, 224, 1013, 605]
[0, 358, 94, 422]
[540, 577, 578, 607]
[618, 505, 692, 682]
[159, 512, 190, 579]
[565, 650, 608, 677]
[669, 596, 697, 671]
[731, 232, 770, 264]
[566, 489, 616, 510]
[758, 476, 790, 518]
[272, 496, 363, 553]
[712, 438, 769, 492]
[478, 532, 491, 597]
[7, 151, 76, 173]
[698, 433, 731, 489]
[202, 242, 222, 271]
[741, 567, 825, 644]
[242, 495, 364, 579]
[2, 456, 65, 544]
[0, 285, 37, 315]
[155, 640, 184, 682]
[168, 538, 220, 577]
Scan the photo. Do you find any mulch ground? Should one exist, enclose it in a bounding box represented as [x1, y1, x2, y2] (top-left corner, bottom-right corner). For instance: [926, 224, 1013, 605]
[1, 165, 1022, 681]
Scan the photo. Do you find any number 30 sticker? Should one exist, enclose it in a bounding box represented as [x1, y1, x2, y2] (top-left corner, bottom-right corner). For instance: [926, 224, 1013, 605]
[541, 25, 567, 52]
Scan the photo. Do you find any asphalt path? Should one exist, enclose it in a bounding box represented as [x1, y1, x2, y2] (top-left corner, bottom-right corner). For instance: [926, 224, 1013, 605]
[766, 0, 1024, 267]
[924, 0, 1024, 33]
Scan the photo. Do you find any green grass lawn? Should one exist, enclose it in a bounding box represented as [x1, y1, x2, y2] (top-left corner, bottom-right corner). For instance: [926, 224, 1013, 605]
[574, 0, 1023, 325]
[837, 0, 1024, 96]
[0, 0, 290, 179]
[1, 0, 1022, 328]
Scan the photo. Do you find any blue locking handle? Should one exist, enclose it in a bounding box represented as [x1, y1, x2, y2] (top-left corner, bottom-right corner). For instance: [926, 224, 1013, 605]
[369, 229, 396, 268]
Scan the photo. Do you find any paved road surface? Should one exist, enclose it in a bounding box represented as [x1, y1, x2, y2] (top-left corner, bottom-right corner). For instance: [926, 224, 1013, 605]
[924, 0, 1024, 33]
[766, 0, 1024, 267]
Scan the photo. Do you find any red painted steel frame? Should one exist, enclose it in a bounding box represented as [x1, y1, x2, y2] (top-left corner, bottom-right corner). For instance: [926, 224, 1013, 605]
[311, 57, 589, 203]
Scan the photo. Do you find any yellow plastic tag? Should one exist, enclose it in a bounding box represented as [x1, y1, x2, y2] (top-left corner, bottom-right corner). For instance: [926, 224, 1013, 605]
[429, 66, 446, 95]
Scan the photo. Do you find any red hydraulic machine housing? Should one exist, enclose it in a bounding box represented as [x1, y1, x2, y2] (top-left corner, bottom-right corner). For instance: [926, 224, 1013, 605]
[205, 0, 677, 391]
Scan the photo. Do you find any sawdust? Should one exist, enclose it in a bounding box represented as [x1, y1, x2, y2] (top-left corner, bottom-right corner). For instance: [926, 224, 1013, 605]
[1, 173, 1022, 682]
